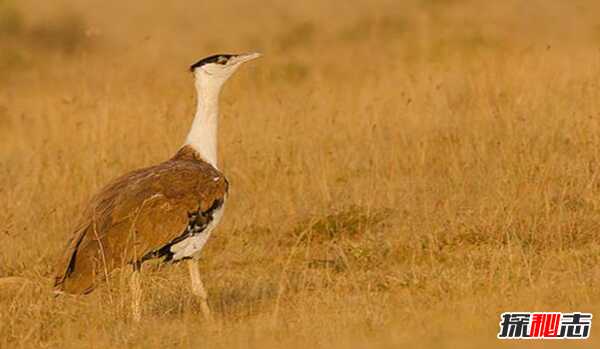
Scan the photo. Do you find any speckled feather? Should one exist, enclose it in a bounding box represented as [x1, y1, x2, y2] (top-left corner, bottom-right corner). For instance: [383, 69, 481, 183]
[54, 146, 228, 294]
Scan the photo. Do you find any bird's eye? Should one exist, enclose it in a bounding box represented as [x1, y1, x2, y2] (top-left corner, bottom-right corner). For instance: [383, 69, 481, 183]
[217, 56, 228, 65]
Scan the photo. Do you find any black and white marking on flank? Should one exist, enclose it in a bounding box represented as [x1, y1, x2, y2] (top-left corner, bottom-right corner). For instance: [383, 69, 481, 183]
[142, 198, 224, 263]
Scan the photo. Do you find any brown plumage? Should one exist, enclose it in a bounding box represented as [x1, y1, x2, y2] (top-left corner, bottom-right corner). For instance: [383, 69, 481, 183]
[54, 146, 228, 294]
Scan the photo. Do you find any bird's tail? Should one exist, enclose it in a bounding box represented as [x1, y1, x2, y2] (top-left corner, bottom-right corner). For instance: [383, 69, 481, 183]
[54, 256, 98, 295]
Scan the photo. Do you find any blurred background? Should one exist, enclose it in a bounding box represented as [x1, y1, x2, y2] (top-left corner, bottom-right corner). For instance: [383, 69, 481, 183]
[2, 0, 600, 79]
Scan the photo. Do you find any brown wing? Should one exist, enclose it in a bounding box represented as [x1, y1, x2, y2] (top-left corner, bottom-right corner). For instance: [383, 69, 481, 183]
[54, 152, 228, 294]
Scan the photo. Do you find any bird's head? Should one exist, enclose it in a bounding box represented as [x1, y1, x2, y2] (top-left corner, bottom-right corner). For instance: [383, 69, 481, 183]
[190, 52, 261, 89]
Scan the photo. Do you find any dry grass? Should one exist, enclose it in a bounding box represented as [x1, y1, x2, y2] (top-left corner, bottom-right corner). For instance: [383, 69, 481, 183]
[1, 0, 600, 347]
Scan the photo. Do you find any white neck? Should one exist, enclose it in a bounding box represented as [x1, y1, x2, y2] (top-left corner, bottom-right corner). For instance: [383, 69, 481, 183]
[184, 75, 223, 167]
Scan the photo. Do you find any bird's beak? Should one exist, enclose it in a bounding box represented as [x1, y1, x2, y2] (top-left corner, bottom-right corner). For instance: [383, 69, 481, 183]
[231, 52, 262, 65]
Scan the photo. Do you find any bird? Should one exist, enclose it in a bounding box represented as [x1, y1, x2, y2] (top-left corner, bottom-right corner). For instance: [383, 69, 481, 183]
[53, 52, 261, 320]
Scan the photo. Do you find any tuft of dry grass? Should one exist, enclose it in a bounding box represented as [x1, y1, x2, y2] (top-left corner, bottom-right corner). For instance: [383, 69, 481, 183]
[1, 0, 600, 347]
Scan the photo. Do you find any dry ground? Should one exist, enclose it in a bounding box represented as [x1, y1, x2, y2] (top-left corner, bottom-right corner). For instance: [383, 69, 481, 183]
[1, 0, 600, 347]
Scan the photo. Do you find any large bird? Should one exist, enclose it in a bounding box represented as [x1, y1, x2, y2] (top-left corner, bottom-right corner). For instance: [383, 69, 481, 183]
[54, 52, 261, 320]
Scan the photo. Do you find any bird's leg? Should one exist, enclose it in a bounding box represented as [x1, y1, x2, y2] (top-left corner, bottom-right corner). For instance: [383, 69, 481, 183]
[187, 259, 212, 321]
[130, 263, 142, 322]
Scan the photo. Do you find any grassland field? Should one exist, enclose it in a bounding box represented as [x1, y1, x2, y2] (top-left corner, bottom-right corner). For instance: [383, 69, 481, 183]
[1, 0, 600, 348]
